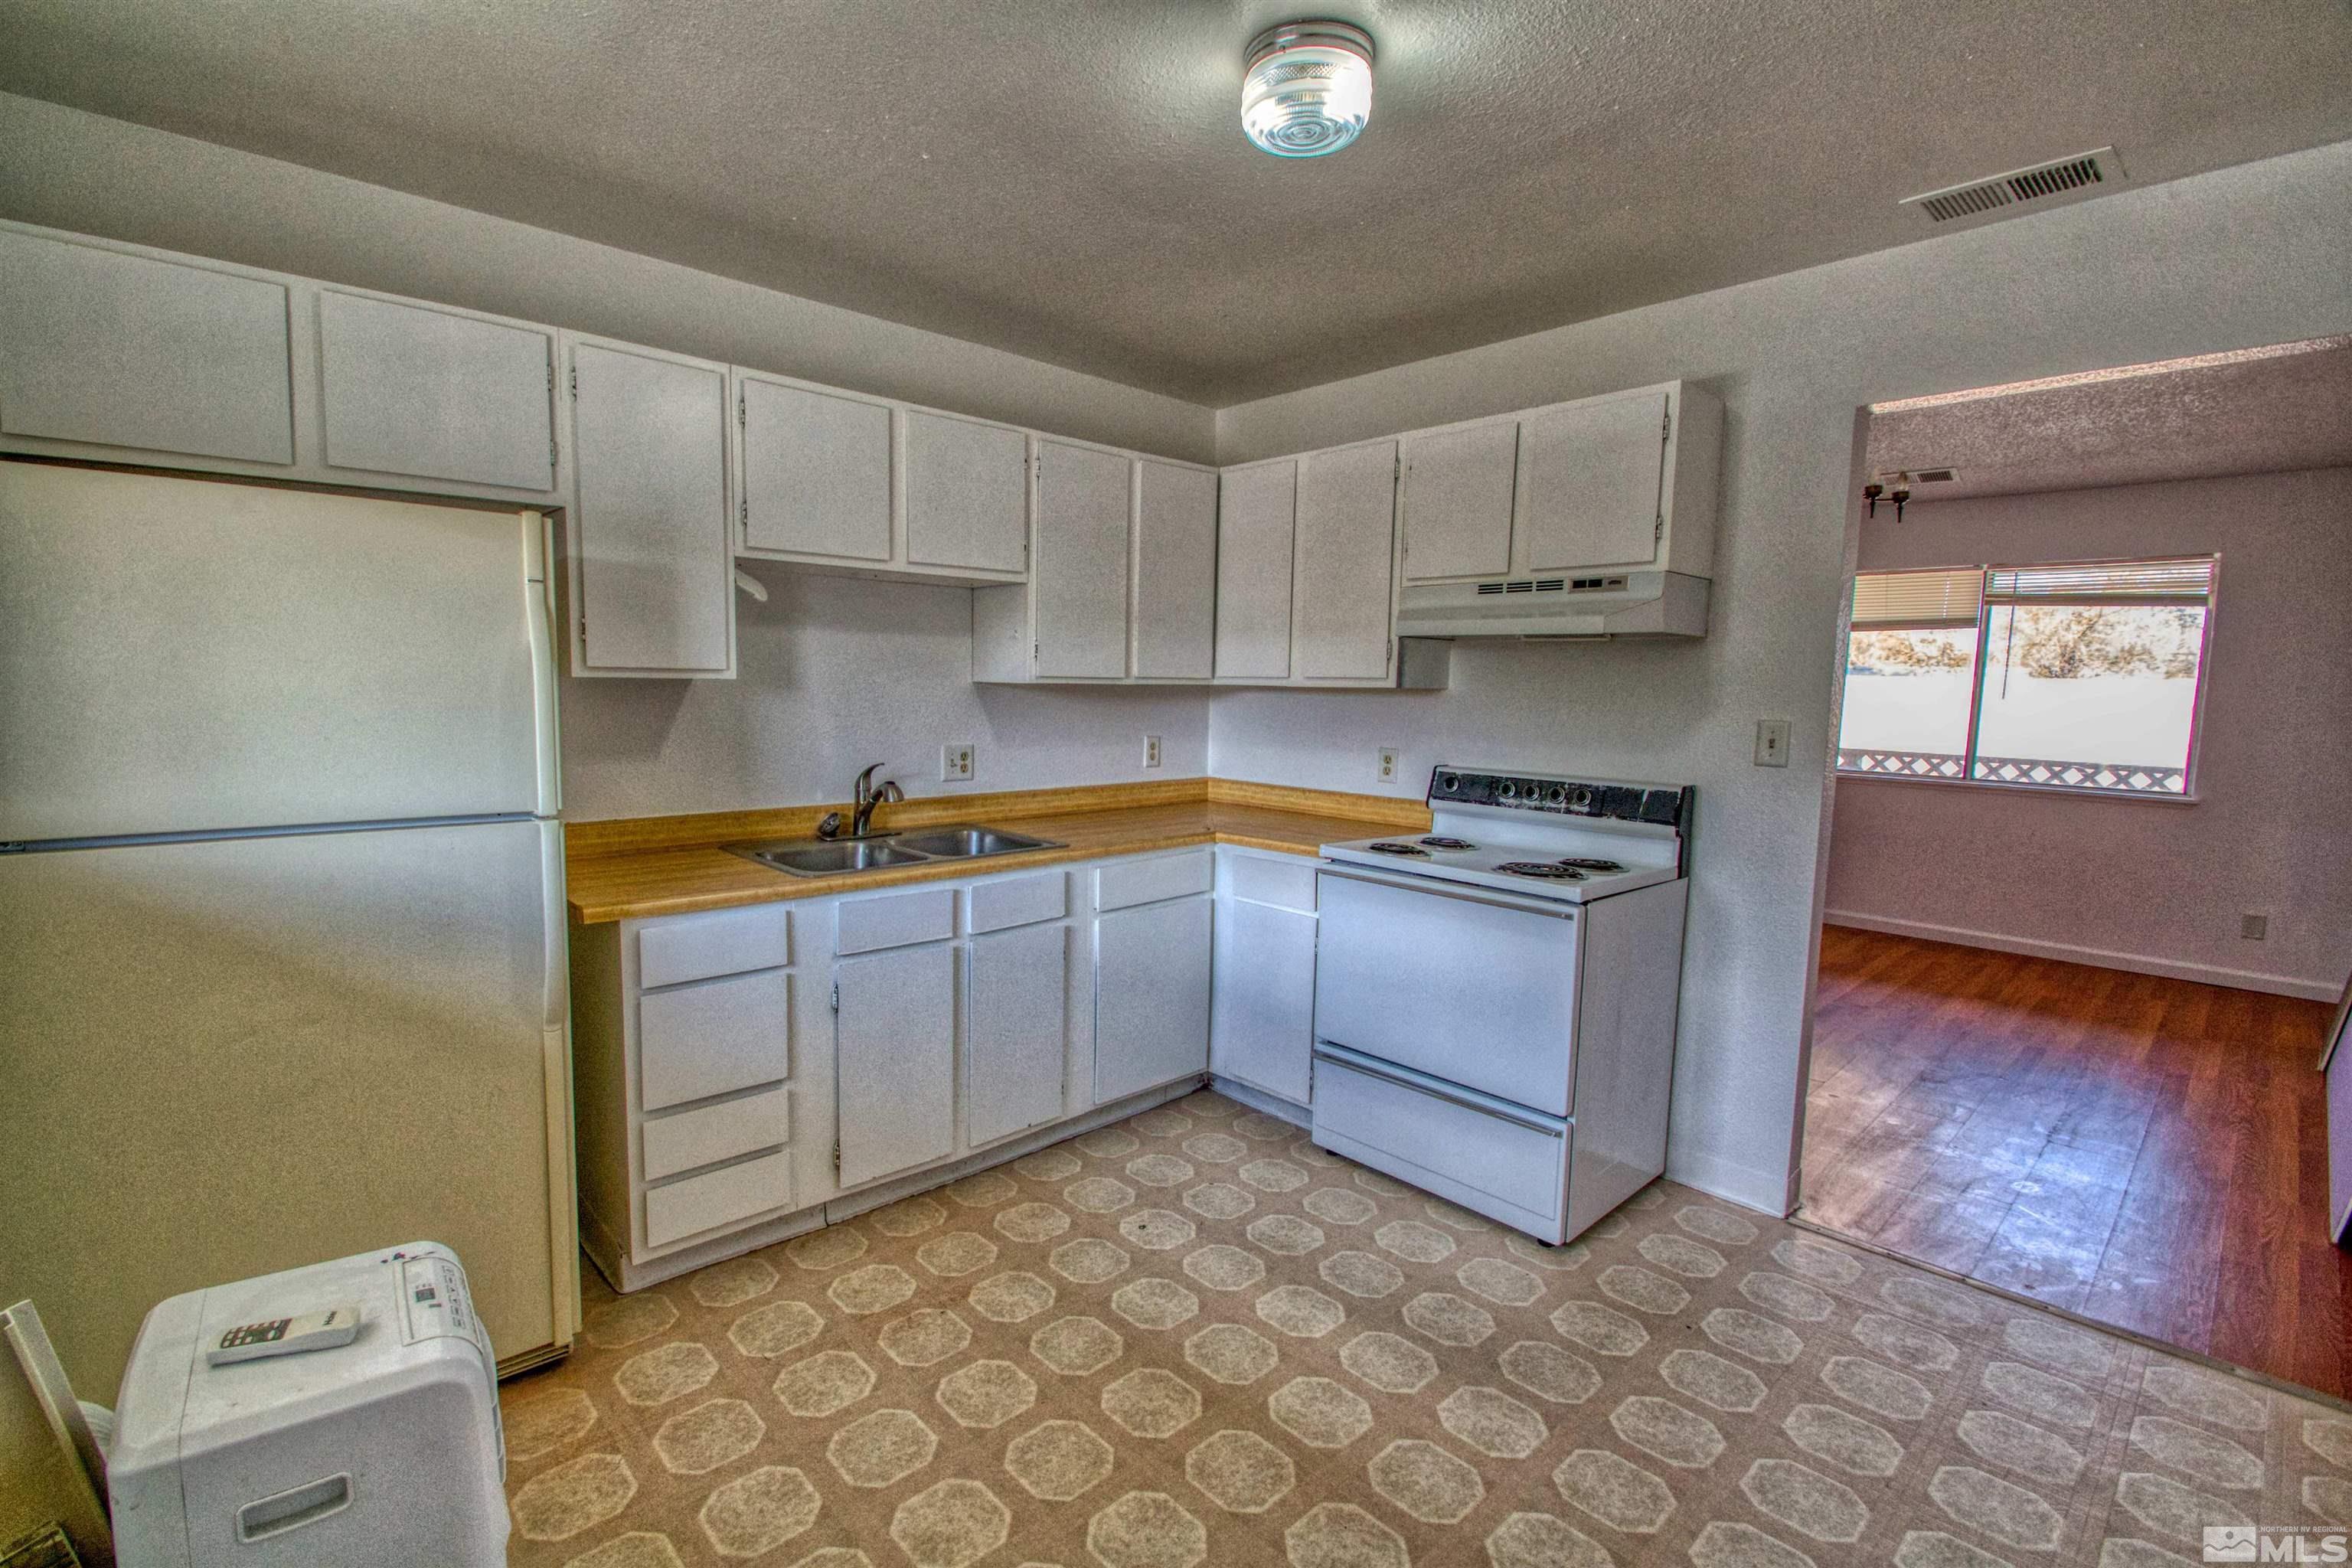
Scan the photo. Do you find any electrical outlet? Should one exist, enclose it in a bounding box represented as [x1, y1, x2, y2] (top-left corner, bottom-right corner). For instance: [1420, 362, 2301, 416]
[1377, 747, 1399, 784]
[1754, 719, 1792, 768]
[1143, 734, 1163, 769]
[2241, 912, 2269, 941]
[941, 743, 975, 783]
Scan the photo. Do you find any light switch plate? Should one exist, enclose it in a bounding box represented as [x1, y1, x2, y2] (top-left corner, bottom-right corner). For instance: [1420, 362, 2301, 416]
[1754, 720, 1792, 768]
[1143, 735, 1163, 769]
[942, 743, 975, 782]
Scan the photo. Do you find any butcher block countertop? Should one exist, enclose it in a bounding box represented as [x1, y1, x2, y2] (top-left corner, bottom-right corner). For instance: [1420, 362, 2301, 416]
[563, 778, 1429, 924]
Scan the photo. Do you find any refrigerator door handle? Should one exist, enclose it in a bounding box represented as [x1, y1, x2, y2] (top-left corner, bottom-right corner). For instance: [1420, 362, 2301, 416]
[537, 818, 569, 1031]
[524, 511, 561, 819]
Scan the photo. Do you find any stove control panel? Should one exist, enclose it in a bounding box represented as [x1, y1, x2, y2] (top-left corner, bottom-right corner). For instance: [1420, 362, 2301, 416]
[1428, 767, 1693, 829]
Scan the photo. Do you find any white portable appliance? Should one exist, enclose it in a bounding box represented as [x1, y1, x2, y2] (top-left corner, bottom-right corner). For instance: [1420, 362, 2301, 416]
[0, 459, 577, 1400]
[1312, 766, 1694, 1244]
[109, 1243, 508, 1567]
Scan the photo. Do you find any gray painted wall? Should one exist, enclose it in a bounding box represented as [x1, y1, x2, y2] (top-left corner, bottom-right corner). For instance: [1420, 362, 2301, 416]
[1827, 468, 2352, 998]
[1209, 139, 2352, 1211]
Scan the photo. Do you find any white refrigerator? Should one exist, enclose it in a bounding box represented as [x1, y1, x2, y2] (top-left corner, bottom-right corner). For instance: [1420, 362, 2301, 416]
[0, 459, 576, 1396]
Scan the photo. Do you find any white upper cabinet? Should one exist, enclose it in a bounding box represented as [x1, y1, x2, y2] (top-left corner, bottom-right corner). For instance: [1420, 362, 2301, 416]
[1400, 420, 1517, 583]
[1032, 439, 1132, 678]
[906, 408, 1028, 577]
[1214, 460, 1297, 681]
[565, 338, 734, 678]
[316, 290, 555, 491]
[738, 374, 892, 564]
[1291, 439, 1400, 681]
[1132, 459, 1217, 680]
[1512, 386, 1672, 574]
[0, 228, 293, 466]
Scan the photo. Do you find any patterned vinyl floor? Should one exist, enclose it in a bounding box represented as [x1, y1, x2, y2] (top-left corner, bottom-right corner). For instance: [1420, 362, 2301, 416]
[499, 1091, 2352, 1567]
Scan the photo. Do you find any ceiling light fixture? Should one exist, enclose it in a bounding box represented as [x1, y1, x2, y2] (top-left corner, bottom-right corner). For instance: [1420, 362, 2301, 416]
[1241, 20, 1375, 158]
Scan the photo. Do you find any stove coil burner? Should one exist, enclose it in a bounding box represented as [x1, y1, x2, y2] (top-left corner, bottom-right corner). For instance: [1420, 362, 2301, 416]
[1364, 841, 1431, 858]
[1417, 836, 1476, 851]
[1494, 861, 1586, 880]
[1554, 858, 1625, 874]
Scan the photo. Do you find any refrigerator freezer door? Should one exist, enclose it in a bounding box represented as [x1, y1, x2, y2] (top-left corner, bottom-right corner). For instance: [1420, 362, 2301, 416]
[0, 461, 550, 841]
[0, 818, 567, 1396]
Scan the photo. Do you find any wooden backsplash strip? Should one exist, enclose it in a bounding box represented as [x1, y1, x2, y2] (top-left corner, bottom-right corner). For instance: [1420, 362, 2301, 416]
[565, 776, 1424, 858]
[1206, 776, 1430, 828]
[566, 778, 1208, 858]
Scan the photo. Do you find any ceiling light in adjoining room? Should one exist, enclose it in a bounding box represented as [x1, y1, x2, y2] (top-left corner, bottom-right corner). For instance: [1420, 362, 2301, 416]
[1241, 20, 1375, 158]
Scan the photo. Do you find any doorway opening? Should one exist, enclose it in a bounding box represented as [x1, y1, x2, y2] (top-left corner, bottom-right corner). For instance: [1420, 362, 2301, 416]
[1795, 335, 2352, 1398]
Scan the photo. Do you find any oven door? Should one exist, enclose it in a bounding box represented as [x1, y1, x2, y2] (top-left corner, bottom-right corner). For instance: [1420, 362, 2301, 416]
[1313, 864, 1582, 1117]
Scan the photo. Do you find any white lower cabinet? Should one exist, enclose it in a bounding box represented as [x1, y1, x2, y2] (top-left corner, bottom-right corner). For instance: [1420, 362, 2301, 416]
[833, 942, 958, 1187]
[967, 922, 1070, 1146]
[574, 851, 1206, 1292]
[1095, 890, 1214, 1104]
[1210, 897, 1317, 1106]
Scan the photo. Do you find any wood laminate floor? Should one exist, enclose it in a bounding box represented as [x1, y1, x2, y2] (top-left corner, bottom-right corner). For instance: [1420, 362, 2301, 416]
[1798, 924, 2352, 1401]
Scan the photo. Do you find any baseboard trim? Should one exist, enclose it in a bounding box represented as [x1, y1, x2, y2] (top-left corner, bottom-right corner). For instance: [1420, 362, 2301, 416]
[1823, 910, 2340, 1001]
[1207, 1075, 1310, 1127]
[1665, 1145, 1792, 1218]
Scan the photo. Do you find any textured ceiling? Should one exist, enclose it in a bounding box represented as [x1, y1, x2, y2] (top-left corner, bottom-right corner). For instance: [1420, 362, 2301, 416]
[1866, 337, 2352, 502]
[3, 1, 2349, 403]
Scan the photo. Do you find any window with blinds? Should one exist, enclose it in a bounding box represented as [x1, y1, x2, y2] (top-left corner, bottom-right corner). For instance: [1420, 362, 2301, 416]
[1839, 554, 2218, 797]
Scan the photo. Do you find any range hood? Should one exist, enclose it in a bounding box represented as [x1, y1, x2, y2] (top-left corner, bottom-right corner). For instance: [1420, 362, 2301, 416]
[1395, 570, 1710, 639]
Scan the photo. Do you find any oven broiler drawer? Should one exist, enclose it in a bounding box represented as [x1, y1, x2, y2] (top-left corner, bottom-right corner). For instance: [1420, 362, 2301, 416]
[1311, 1046, 1569, 1239]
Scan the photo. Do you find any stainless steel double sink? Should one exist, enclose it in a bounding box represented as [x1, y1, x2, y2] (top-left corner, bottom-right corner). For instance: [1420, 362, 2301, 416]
[723, 824, 1063, 878]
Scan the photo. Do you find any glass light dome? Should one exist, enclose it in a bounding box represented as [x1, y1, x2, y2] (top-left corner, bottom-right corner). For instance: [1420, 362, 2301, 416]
[1241, 21, 1376, 158]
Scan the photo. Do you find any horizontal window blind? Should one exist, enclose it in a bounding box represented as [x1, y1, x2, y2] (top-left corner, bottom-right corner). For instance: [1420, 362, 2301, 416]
[1850, 567, 1984, 630]
[1984, 556, 2217, 606]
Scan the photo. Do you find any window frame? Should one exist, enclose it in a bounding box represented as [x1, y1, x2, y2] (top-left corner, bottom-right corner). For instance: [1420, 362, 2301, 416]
[1836, 553, 2220, 805]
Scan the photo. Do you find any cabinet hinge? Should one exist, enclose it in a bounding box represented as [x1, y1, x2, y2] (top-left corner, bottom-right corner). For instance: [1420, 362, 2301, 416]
[1655, 515, 1665, 543]
[550, 436, 559, 471]
[1662, 407, 1672, 440]
[568, 366, 578, 400]
[738, 389, 746, 428]
[832, 1138, 841, 1176]
[741, 496, 750, 528]
[830, 981, 839, 1013]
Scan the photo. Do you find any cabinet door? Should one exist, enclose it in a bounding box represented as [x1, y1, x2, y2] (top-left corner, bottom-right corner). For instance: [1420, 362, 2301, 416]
[1512, 389, 1668, 573]
[568, 341, 732, 674]
[1033, 439, 1132, 678]
[1213, 462, 1295, 680]
[0, 230, 292, 464]
[968, 923, 1070, 1146]
[1095, 896, 1211, 1104]
[1292, 440, 1398, 680]
[835, 943, 958, 1188]
[1401, 422, 1517, 581]
[1133, 460, 1217, 679]
[1209, 900, 1317, 1106]
[317, 291, 554, 490]
[741, 377, 891, 562]
[906, 409, 1027, 574]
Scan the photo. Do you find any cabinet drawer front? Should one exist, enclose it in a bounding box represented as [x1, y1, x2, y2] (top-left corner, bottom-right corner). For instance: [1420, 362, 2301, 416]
[836, 886, 956, 954]
[968, 871, 1068, 934]
[1096, 849, 1213, 912]
[1223, 851, 1318, 913]
[642, 1086, 792, 1183]
[639, 970, 791, 1112]
[638, 904, 792, 988]
[1312, 1055, 1564, 1223]
[644, 1148, 795, 1250]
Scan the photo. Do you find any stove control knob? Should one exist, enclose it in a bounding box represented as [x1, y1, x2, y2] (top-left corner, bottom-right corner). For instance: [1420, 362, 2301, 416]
[1544, 784, 1567, 806]
[1570, 786, 1594, 810]
[1497, 779, 1517, 800]
[1436, 773, 1459, 795]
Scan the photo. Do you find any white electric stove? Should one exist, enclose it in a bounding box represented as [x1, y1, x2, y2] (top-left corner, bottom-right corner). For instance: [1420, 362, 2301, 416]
[1310, 766, 1695, 1245]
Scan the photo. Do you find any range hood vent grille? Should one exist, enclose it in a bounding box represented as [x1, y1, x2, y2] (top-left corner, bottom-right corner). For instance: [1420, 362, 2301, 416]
[1902, 148, 2122, 224]
[1474, 576, 1621, 596]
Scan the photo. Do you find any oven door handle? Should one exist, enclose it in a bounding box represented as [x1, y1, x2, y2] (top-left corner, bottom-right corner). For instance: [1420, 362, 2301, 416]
[1318, 862, 1579, 920]
[1314, 1043, 1569, 1136]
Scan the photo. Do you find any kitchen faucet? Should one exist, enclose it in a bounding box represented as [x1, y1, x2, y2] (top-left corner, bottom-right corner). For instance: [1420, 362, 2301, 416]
[833, 762, 900, 839]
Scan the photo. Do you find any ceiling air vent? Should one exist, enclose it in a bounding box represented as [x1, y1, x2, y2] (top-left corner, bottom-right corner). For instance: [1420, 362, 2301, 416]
[1900, 148, 2124, 224]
